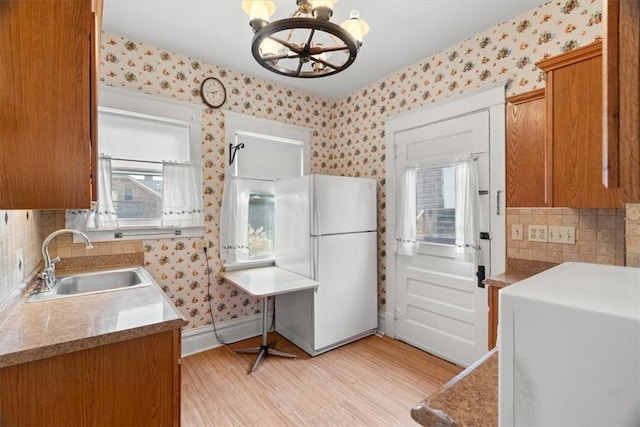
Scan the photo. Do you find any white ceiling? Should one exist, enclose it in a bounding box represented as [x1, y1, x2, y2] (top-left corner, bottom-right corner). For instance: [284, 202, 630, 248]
[103, 0, 546, 99]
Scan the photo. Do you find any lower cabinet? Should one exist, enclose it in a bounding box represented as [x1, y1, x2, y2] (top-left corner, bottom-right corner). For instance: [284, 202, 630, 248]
[0, 329, 182, 427]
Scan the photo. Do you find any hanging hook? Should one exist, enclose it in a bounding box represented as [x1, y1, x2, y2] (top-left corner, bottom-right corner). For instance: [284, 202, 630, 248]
[229, 143, 245, 166]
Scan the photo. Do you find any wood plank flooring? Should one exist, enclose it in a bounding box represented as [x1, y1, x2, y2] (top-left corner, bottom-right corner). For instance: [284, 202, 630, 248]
[181, 333, 462, 426]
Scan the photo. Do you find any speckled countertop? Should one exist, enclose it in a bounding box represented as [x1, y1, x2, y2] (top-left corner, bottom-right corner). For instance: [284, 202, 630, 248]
[484, 258, 559, 288]
[411, 348, 499, 427]
[0, 265, 187, 368]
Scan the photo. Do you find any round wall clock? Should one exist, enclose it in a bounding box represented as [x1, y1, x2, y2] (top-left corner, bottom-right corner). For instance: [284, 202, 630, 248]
[200, 77, 226, 108]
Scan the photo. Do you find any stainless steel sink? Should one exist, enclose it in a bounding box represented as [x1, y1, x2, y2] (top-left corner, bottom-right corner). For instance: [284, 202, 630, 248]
[27, 267, 151, 302]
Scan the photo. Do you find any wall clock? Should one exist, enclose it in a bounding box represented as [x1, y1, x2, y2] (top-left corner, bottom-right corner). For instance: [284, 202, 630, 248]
[200, 77, 226, 108]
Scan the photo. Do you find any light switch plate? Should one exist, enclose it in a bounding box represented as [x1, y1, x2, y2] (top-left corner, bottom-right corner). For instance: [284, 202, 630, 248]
[511, 224, 523, 240]
[528, 225, 548, 242]
[548, 226, 576, 244]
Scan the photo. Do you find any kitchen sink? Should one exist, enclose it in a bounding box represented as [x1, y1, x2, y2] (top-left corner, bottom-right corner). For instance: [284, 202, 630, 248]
[27, 267, 151, 302]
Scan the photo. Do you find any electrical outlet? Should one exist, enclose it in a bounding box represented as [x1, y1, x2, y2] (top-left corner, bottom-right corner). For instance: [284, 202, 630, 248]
[528, 225, 548, 242]
[511, 224, 523, 241]
[195, 238, 211, 252]
[548, 226, 576, 244]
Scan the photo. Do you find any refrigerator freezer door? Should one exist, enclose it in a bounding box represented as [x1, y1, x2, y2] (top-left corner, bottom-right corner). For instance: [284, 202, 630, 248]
[311, 175, 377, 236]
[313, 231, 378, 351]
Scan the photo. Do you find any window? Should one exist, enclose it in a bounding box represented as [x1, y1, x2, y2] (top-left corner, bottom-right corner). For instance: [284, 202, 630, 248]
[221, 111, 310, 268]
[248, 192, 274, 258]
[416, 165, 456, 245]
[122, 188, 134, 202]
[65, 85, 204, 242]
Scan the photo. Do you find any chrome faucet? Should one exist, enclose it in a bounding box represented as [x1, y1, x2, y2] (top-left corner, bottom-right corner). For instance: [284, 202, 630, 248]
[38, 229, 93, 292]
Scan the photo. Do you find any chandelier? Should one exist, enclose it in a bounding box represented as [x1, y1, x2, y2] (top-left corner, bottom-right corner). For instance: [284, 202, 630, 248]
[241, 0, 369, 78]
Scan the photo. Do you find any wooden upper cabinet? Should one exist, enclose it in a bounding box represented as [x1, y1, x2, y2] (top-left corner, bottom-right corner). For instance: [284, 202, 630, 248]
[536, 42, 621, 208]
[506, 89, 550, 207]
[0, 0, 99, 209]
[605, 0, 640, 203]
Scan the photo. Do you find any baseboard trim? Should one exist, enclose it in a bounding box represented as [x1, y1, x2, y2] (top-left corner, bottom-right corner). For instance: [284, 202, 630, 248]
[181, 312, 265, 357]
[182, 311, 388, 357]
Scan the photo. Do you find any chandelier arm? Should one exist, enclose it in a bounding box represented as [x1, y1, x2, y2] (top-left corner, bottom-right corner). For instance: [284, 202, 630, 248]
[310, 57, 338, 70]
[313, 45, 350, 54]
[295, 59, 304, 76]
[301, 28, 316, 56]
[269, 35, 304, 54]
[262, 51, 299, 62]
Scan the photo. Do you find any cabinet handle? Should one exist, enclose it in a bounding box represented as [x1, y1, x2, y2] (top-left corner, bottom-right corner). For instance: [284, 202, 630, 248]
[496, 190, 502, 216]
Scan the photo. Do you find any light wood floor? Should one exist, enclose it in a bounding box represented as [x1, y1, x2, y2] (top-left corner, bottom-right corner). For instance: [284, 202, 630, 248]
[181, 333, 462, 426]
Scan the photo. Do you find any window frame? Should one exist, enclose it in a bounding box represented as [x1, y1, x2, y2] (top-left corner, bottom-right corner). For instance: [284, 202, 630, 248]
[69, 85, 204, 242]
[223, 111, 311, 270]
[414, 163, 457, 258]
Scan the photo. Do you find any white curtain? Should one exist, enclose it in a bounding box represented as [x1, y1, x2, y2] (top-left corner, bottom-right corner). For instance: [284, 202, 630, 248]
[220, 174, 251, 264]
[161, 162, 204, 228]
[394, 167, 417, 256]
[65, 156, 120, 230]
[455, 158, 480, 262]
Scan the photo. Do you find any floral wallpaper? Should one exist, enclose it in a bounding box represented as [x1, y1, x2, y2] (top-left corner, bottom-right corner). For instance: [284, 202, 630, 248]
[97, 0, 604, 329]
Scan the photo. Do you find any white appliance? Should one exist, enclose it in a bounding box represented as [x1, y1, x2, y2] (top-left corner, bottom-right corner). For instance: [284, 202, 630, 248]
[274, 174, 378, 356]
[499, 262, 640, 426]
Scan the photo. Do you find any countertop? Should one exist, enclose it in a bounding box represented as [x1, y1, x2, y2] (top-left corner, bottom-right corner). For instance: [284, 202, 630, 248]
[0, 267, 187, 368]
[411, 348, 499, 427]
[484, 258, 559, 289]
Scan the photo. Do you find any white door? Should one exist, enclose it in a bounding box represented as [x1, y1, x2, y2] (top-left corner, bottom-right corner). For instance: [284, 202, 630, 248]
[393, 111, 491, 367]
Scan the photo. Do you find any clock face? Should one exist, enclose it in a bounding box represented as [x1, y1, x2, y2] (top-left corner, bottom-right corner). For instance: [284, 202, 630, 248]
[200, 77, 226, 108]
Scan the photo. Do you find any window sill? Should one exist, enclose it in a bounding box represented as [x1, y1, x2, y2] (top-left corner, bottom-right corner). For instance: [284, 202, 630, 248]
[223, 258, 275, 272]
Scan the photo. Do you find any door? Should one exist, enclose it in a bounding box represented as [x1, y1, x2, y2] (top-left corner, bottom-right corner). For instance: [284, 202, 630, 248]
[312, 175, 377, 235]
[314, 232, 378, 351]
[394, 111, 491, 367]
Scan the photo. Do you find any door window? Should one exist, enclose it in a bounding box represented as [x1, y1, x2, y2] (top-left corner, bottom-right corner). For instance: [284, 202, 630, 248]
[416, 165, 456, 246]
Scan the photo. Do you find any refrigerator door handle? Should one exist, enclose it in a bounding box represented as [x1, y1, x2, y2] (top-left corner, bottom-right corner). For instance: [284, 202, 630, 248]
[312, 237, 319, 281]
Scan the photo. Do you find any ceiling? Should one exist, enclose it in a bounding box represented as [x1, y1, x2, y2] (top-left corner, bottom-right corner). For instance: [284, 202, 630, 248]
[102, 0, 546, 99]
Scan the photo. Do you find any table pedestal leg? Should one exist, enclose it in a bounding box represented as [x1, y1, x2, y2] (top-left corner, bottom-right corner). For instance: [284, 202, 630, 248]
[234, 296, 296, 373]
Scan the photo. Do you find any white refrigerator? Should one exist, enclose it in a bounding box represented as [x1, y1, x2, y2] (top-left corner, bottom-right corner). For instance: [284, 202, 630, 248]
[275, 174, 378, 356]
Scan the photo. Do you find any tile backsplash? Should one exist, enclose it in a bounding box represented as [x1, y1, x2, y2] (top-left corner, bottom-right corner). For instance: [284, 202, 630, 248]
[506, 208, 625, 266]
[626, 203, 640, 267]
[0, 210, 41, 306]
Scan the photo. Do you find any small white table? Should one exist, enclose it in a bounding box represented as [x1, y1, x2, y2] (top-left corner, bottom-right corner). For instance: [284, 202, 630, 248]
[221, 266, 318, 374]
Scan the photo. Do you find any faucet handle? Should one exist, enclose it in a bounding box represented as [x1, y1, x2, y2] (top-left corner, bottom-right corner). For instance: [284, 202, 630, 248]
[50, 257, 61, 266]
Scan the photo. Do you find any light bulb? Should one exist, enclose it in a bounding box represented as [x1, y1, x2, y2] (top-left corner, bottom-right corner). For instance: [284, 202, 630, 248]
[241, 0, 275, 22]
[311, 0, 336, 20]
[340, 10, 369, 45]
[260, 37, 280, 57]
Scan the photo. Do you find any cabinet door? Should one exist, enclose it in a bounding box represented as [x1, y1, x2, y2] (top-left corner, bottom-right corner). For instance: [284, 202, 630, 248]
[0, 0, 94, 209]
[537, 43, 620, 208]
[606, 0, 640, 203]
[0, 330, 179, 426]
[506, 89, 550, 207]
